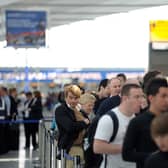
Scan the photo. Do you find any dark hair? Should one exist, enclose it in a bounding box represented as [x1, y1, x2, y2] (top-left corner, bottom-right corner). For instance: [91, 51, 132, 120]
[77, 85, 85, 94]
[1, 87, 8, 92]
[145, 78, 168, 96]
[98, 79, 109, 91]
[116, 73, 127, 82]
[121, 83, 141, 96]
[142, 70, 161, 89]
[33, 90, 41, 98]
[26, 91, 32, 97]
[151, 113, 168, 138]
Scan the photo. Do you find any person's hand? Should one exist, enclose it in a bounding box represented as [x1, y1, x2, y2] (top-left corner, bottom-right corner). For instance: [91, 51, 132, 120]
[83, 118, 90, 125]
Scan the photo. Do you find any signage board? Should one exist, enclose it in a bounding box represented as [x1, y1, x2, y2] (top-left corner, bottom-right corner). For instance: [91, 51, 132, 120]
[5, 10, 47, 47]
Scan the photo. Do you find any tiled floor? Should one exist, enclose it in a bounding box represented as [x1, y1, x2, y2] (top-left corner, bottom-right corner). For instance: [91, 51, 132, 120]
[0, 125, 40, 168]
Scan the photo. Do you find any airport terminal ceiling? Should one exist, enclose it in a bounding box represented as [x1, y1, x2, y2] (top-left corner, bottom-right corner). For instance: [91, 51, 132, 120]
[0, 0, 168, 41]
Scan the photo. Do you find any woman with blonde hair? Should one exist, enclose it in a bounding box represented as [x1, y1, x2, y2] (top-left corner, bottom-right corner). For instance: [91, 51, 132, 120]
[79, 93, 96, 121]
[55, 84, 90, 167]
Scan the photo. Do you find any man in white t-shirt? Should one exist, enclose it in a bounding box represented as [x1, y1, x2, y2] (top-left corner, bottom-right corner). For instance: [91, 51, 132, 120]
[93, 83, 143, 168]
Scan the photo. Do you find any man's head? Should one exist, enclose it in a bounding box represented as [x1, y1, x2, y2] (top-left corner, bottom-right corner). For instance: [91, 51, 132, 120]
[116, 73, 127, 87]
[9, 88, 17, 97]
[98, 79, 111, 98]
[145, 78, 168, 115]
[109, 77, 121, 96]
[143, 70, 162, 90]
[0, 87, 8, 96]
[120, 83, 143, 115]
[26, 92, 33, 100]
[151, 113, 168, 152]
[64, 84, 81, 108]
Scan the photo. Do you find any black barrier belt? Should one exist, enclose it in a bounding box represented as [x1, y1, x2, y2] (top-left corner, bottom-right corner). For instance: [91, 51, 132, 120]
[0, 119, 40, 124]
[0, 116, 54, 124]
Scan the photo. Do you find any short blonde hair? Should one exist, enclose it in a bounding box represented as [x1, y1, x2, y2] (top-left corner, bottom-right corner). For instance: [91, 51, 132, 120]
[64, 84, 81, 98]
[79, 93, 96, 105]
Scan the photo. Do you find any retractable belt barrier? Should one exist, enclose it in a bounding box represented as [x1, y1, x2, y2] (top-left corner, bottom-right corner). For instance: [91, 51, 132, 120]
[39, 119, 53, 168]
[0, 116, 53, 124]
[0, 117, 82, 167]
[38, 119, 82, 168]
[38, 119, 59, 168]
[0, 119, 40, 124]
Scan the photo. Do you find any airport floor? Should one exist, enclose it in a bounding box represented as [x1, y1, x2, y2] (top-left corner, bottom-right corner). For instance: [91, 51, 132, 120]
[0, 125, 40, 168]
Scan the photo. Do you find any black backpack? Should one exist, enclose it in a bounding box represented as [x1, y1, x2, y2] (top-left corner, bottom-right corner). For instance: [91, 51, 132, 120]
[84, 110, 119, 168]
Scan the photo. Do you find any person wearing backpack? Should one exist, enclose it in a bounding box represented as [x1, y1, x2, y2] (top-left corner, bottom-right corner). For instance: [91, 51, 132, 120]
[83, 78, 121, 168]
[96, 77, 121, 116]
[94, 83, 143, 168]
[84, 109, 119, 168]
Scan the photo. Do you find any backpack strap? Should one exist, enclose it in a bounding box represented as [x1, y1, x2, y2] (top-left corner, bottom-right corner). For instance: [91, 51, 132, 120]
[107, 111, 119, 143]
[104, 110, 119, 168]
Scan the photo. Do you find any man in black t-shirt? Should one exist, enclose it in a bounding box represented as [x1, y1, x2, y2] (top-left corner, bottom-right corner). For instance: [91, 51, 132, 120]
[122, 78, 168, 168]
[144, 113, 168, 168]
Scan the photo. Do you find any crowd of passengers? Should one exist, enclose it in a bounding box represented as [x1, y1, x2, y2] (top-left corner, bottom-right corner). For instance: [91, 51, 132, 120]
[0, 88, 43, 154]
[0, 70, 168, 168]
[54, 70, 168, 168]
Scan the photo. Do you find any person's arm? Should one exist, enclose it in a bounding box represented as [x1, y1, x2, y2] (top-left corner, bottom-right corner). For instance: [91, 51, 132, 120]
[94, 139, 122, 154]
[55, 106, 89, 133]
[93, 114, 122, 154]
[122, 118, 149, 163]
[96, 98, 108, 116]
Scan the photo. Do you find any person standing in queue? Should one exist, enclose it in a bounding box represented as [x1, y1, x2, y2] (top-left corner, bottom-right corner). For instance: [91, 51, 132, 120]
[122, 78, 168, 168]
[55, 84, 90, 167]
[144, 113, 168, 168]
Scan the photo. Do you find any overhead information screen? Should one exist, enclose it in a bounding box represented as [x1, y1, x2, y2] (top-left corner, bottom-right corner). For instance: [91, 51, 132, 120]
[150, 20, 168, 50]
[150, 20, 168, 42]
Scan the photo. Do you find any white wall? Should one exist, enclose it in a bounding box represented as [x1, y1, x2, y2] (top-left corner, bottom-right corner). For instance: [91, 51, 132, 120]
[0, 5, 168, 69]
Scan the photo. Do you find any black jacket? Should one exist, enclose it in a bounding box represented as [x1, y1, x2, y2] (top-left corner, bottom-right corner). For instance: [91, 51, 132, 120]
[96, 95, 121, 116]
[55, 102, 88, 153]
[23, 98, 34, 119]
[144, 151, 168, 168]
[29, 97, 43, 120]
[122, 111, 158, 168]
